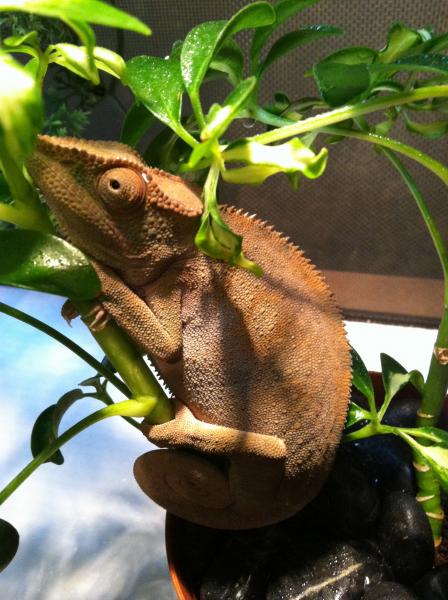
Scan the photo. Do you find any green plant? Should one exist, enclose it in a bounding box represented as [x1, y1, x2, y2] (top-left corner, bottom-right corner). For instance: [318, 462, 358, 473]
[2, 0, 448, 575]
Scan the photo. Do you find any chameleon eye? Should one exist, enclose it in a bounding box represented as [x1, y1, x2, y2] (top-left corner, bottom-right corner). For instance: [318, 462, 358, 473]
[97, 168, 146, 211]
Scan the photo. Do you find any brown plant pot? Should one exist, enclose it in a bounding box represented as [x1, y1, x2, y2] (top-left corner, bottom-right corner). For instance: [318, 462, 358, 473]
[164, 372, 446, 599]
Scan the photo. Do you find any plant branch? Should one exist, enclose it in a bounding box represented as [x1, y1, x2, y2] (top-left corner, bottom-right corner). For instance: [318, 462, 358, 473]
[0, 300, 131, 398]
[250, 85, 448, 145]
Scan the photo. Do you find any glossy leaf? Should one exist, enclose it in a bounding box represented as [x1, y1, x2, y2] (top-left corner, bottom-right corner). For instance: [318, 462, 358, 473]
[379, 353, 424, 420]
[31, 389, 84, 464]
[0, 54, 43, 166]
[121, 102, 155, 147]
[345, 401, 371, 428]
[181, 2, 275, 104]
[351, 347, 375, 407]
[126, 56, 184, 133]
[399, 429, 448, 492]
[376, 23, 423, 64]
[372, 54, 448, 77]
[209, 39, 244, 86]
[0, 520, 19, 573]
[259, 25, 343, 75]
[222, 137, 328, 184]
[313, 47, 377, 106]
[0, 230, 101, 299]
[250, 0, 322, 69]
[0, 0, 151, 35]
[3, 30, 39, 49]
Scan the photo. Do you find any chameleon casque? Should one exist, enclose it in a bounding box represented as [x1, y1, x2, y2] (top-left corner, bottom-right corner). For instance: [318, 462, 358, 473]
[27, 135, 352, 530]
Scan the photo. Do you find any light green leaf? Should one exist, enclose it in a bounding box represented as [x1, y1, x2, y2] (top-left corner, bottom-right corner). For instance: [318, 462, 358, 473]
[121, 102, 155, 147]
[259, 25, 343, 76]
[126, 55, 184, 134]
[0, 54, 43, 166]
[181, 2, 275, 120]
[250, 0, 322, 70]
[0, 0, 151, 35]
[49, 44, 127, 84]
[3, 30, 39, 49]
[376, 23, 423, 64]
[378, 353, 424, 421]
[222, 137, 328, 184]
[350, 347, 375, 408]
[0, 520, 19, 573]
[0, 230, 101, 299]
[64, 18, 97, 82]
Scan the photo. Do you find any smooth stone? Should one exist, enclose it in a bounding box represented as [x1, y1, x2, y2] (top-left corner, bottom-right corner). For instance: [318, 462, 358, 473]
[413, 565, 448, 600]
[377, 492, 434, 584]
[361, 581, 418, 599]
[382, 395, 420, 428]
[341, 436, 417, 497]
[266, 540, 386, 600]
[200, 531, 271, 600]
[315, 457, 379, 538]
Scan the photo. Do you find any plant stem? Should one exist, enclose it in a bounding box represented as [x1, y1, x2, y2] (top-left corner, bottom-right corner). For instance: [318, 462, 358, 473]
[319, 127, 448, 185]
[250, 85, 448, 145]
[72, 300, 173, 424]
[0, 300, 130, 398]
[0, 398, 155, 506]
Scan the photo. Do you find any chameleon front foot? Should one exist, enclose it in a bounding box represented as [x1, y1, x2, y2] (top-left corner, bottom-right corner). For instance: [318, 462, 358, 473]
[81, 301, 112, 332]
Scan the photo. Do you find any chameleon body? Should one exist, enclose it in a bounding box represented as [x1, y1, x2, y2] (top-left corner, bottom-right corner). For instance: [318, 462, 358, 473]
[27, 135, 352, 530]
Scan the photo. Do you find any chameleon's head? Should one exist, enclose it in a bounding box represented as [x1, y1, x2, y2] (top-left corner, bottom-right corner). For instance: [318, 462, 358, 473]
[27, 135, 203, 284]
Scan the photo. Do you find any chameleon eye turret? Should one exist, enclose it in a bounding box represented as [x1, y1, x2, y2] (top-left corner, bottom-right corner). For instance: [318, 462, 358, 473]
[97, 168, 147, 212]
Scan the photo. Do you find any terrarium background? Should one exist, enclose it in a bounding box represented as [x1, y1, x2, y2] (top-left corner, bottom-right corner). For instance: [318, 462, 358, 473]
[88, 0, 448, 326]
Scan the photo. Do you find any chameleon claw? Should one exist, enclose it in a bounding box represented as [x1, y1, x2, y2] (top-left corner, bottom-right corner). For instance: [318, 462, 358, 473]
[61, 300, 79, 326]
[84, 303, 112, 332]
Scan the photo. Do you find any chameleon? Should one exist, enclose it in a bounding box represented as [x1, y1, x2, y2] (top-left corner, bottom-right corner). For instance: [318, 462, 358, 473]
[27, 134, 352, 530]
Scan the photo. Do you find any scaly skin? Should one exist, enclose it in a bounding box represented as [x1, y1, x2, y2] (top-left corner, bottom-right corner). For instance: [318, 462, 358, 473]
[27, 135, 352, 529]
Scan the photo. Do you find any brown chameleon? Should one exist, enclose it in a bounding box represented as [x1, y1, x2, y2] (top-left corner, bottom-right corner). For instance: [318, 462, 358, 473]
[27, 135, 352, 530]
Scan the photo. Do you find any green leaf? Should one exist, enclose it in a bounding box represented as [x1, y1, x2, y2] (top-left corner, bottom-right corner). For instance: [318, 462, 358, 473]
[0, 0, 151, 35]
[399, 429, 448, 492]
[222, 137, 328, 184]
[143, 125, 193, 174]
[403, 112, 448, 139]
[181, 2, 275, 117]
[121, 102, 155, 147]
[250, 0, 322, 70]
[209, 39, 244, 86]
[371, 54, 448, 77]
[0, 519, 19, 573]
[195, 209, 262, 276]
[203, 77, 256, 141]
[345, 401, 371, 429]
[31, 389, 84, 464]
[313, 47, 377, 107]
[3, 30, 39, 49]
[350, 347, 375, 407]
[49, 44, 127, 84]
[126, 56, 184, 134]
[63, 18, 97, 83]
[0, 230, 101, 299]
[379, 353, 424, 420]
[259, 25, 343, 75]
[376, 23, 423, 64]
[0, 54, 43, 166]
